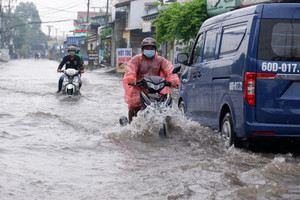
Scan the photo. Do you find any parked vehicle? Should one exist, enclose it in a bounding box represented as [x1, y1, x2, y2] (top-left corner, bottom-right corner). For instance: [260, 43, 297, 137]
[177, 3, 300, 147]
[60, 69, 81, 96]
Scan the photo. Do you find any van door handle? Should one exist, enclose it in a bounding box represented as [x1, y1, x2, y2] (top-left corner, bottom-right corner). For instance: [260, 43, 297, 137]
[192, 73, 197, 79]
[197, 72, 202, 78]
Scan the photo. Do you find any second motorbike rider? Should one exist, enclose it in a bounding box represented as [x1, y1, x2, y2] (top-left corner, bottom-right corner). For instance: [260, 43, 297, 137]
[57, 46, 85, 93]
[123, 37, 180, 123]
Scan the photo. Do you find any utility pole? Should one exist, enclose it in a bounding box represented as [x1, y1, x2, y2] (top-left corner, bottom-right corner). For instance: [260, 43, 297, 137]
[106, 0, 109, 24]
[6, 0, 12, 56]
[0, 0, 3, 42]
[87, 0, 90, 23]
[86, 0, 90, 60]
[47, 25, 53, 37]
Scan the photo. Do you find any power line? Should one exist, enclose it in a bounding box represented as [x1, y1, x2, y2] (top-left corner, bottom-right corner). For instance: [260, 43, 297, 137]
[5, 19, 74, 31]
[38, 4, 84, 15]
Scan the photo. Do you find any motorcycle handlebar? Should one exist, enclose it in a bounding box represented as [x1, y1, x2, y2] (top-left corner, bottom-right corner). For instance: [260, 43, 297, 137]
[128, 80, 172, 87]
[165, 81, 171, 87]
[58, 70, 80, 74]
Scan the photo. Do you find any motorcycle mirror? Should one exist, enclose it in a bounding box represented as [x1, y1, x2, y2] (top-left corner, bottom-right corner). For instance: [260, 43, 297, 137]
[172, 65, 181, 74]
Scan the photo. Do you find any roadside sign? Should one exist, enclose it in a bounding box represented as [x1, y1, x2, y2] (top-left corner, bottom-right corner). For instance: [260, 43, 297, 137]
[74, 29, 87, 36]
[117, 48, 132, 73]
[88, 50, 99, 61]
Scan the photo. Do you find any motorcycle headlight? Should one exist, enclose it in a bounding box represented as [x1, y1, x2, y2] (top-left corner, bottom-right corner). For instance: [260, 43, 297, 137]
[147, 82, 164, 90]
[65, 69, 78, 76]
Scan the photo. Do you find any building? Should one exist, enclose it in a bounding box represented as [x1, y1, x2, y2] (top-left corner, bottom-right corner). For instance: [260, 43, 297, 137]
[109, 0, 196, 67]
[108, 0, 161, 67]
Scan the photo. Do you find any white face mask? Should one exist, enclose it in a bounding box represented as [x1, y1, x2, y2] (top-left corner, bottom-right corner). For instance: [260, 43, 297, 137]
[69, 51, 75, 56]
[143, 50, 155, 58]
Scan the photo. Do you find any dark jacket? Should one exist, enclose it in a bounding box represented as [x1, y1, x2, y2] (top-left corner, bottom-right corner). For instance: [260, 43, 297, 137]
[58, 55, 84, 71]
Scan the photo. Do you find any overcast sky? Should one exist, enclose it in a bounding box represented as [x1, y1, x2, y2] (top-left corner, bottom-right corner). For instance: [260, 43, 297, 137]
[16, 0, 109, 38]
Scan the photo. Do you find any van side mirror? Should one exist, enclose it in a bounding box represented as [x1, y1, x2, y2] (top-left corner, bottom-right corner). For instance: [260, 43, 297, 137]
[177, 53, 189, 65]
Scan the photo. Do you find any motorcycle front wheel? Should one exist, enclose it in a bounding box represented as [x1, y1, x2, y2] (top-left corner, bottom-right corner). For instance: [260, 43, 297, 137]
[178, 101, 186, 115]
[159, 123, 167, 139]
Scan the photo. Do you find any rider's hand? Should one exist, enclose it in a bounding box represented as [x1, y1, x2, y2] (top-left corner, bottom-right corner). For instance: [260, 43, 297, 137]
[80, 70, 84, 74]
[128, 80, 136, 85]
[171, 81, 178, 88]
[57, 69, 61, 72]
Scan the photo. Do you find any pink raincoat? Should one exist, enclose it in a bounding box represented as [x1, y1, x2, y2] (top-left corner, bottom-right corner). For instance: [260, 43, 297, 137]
[123, 52, 180, 108]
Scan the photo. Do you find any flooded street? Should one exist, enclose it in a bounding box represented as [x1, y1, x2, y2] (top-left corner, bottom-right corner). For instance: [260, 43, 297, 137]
[1, 59, 300, 200]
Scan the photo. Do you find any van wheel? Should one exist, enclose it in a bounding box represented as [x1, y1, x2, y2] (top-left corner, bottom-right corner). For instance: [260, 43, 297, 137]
[221, 112, 243, 148]
[178, 101, 186, 115]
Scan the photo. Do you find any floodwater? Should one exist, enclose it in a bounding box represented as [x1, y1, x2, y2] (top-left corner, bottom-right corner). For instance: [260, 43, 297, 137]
[0, 59, 299, 200]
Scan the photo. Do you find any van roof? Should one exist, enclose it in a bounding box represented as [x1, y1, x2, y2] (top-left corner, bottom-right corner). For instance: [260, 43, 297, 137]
[262, 3, 300, 19]
[201, 3, 300, 28]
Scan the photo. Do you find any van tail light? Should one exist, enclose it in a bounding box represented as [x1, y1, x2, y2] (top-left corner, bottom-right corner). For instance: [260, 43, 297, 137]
[244, 72, 277, 107]
[244, 72, 256, 107]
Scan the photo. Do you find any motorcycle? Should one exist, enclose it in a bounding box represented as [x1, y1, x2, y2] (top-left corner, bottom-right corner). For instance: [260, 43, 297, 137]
[119, 66, 181, 138]
[34, 53, 40, 60]
[59, 69, 81, 96]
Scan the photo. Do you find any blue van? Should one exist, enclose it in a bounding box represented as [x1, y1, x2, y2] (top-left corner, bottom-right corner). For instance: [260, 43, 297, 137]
[176, 3, 300, 147]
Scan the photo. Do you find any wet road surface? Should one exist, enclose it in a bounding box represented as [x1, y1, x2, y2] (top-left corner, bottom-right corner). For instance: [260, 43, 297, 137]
[0, 59, 300, 200]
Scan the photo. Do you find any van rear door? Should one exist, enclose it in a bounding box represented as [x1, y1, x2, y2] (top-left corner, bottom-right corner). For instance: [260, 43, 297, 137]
[255, 18, 300, 124]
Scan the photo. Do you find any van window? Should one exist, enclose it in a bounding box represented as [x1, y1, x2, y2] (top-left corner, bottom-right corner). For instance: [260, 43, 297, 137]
[220, 24, 246, 55]
[192, 34, 204, 64]
[203, 30, 218, 60]
[258, 19, 300, 61]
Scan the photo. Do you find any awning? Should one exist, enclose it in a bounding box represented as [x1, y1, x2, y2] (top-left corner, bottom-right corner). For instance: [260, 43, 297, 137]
[141, 13, 159, 21]
[101, 35, 112, 40]
[115, 0, 131, 8]
[100, 21, 114, 29]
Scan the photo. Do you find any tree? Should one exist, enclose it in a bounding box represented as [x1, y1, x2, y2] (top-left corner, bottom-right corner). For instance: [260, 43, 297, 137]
[14, 2, 42, 30]
[100, 28, 112, 39]
[10, 16, 27, 50]
[11, 2, 50, 57]
[152, 0, 208, 45]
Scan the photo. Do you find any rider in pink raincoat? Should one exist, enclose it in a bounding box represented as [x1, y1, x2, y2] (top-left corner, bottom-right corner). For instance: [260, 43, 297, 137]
[123, 37, 180, 123]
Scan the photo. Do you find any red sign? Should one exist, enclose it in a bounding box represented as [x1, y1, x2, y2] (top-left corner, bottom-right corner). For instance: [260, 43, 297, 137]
[74, 29, 87, 36]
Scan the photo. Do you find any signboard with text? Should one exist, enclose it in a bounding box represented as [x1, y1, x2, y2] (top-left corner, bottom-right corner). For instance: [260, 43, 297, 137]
[142, 21, 151, 32]
[117, 48, 132, 73]
[74, 29, 87, 36]
[88, 50, 99, 60]
[0, 49, 9, 62]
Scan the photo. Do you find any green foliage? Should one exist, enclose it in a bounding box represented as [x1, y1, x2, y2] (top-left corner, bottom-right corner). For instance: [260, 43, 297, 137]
[152, 0, 208, 45]
[103, 53, 111, 64]
[10, 16, 27, 50]
[21, 45, 30, 58]
[182, 45, 193, 55]
[15, 2, 42, 29]
[6, 2, 50, 54]
[100, 28, 112, 39]
[14, 2, 50, 46]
